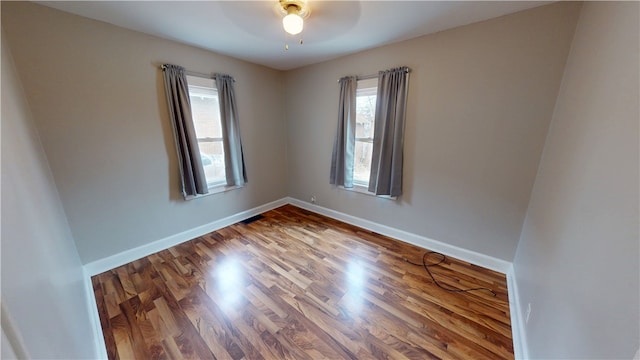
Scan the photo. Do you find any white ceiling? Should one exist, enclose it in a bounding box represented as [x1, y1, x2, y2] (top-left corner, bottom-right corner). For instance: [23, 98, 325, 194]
[37, 1, 551, 71]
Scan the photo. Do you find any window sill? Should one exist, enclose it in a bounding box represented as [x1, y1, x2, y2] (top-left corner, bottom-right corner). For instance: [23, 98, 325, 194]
[339, 184, 397, 200]
[185, 183, 243, 200]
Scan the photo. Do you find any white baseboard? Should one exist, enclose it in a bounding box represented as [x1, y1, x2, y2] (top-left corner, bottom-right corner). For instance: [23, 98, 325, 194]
[288, 197, 527, 358]
[287, 197, 512, 274]
[83, 268, 108, 360]
[83, 197, 289, 359]
[507, 265, 529, 360]
[83, 196, 527, 359]
[83, 197, 289, 276]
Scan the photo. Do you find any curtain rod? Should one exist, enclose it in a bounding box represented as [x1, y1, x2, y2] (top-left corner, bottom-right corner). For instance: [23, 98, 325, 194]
[357, 73, 378, 81]
[337, 68, 411, 82]
[335, 74, 376, 83]
[160, 65, 235, 82]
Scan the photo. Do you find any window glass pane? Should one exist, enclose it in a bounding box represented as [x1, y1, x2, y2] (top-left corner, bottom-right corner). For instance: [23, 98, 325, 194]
[198, 140, 226, 185]
[186, 75, 226, 188]
[356, 94, 376, 138]
[354, 140, 373, 184]
[354, 78, 377, 186]
[189, 87, 222, 139]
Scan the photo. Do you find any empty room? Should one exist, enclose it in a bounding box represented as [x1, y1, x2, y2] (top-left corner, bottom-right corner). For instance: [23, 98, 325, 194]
[2, 1, 638, 359]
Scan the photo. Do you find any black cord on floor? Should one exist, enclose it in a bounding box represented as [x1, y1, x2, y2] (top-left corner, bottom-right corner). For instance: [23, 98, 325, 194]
[404, 251, 496, 296]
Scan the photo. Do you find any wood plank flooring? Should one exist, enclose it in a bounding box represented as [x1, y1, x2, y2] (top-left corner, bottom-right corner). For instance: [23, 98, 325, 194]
[92, 205, 513, 359]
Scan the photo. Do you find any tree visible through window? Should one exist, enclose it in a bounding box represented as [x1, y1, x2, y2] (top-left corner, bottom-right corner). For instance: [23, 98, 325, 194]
[186, 75, 226, 188]
[354, 78, 377, 185]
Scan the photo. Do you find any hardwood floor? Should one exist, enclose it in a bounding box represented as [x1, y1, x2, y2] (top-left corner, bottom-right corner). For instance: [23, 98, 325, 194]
[92, 205, 513, 359]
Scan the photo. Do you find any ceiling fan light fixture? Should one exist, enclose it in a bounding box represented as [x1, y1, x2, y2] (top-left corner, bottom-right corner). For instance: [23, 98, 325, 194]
[279, 0, 309, 36]
[283, 10, 303, 35]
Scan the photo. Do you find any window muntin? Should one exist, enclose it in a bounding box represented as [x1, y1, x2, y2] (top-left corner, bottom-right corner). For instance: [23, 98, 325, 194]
[353, 78, 377, 186]
[186, 75, 226, 188]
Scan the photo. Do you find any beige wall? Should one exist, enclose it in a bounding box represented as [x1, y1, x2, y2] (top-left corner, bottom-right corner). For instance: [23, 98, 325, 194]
[513, 2, 639, 357]
[1, 30, 98, 358]
[284, 2, 581, 260]
[2, 2, 289, 263]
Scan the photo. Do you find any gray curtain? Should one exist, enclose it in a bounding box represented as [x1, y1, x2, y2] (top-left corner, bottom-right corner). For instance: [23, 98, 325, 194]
[330, 76, 357, 188]
[369, 67, 410, 197]
[216, 74, 247, 187]
[162, 64, 208, 198]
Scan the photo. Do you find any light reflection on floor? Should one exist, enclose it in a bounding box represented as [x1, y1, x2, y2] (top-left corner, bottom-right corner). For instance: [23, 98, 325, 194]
[214, 256, 244, 311]
[342, 258, 367, 315]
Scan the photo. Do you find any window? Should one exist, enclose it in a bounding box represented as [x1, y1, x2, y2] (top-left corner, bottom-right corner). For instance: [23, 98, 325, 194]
[331, 67, 408, 198]
[353, 78, 377, 186]
[186, 75, 226, 189]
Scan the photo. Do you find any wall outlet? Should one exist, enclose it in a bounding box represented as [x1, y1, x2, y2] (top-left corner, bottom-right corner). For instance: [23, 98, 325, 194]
[310, 196, 316, 203]
[525, 303, 532, 324]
